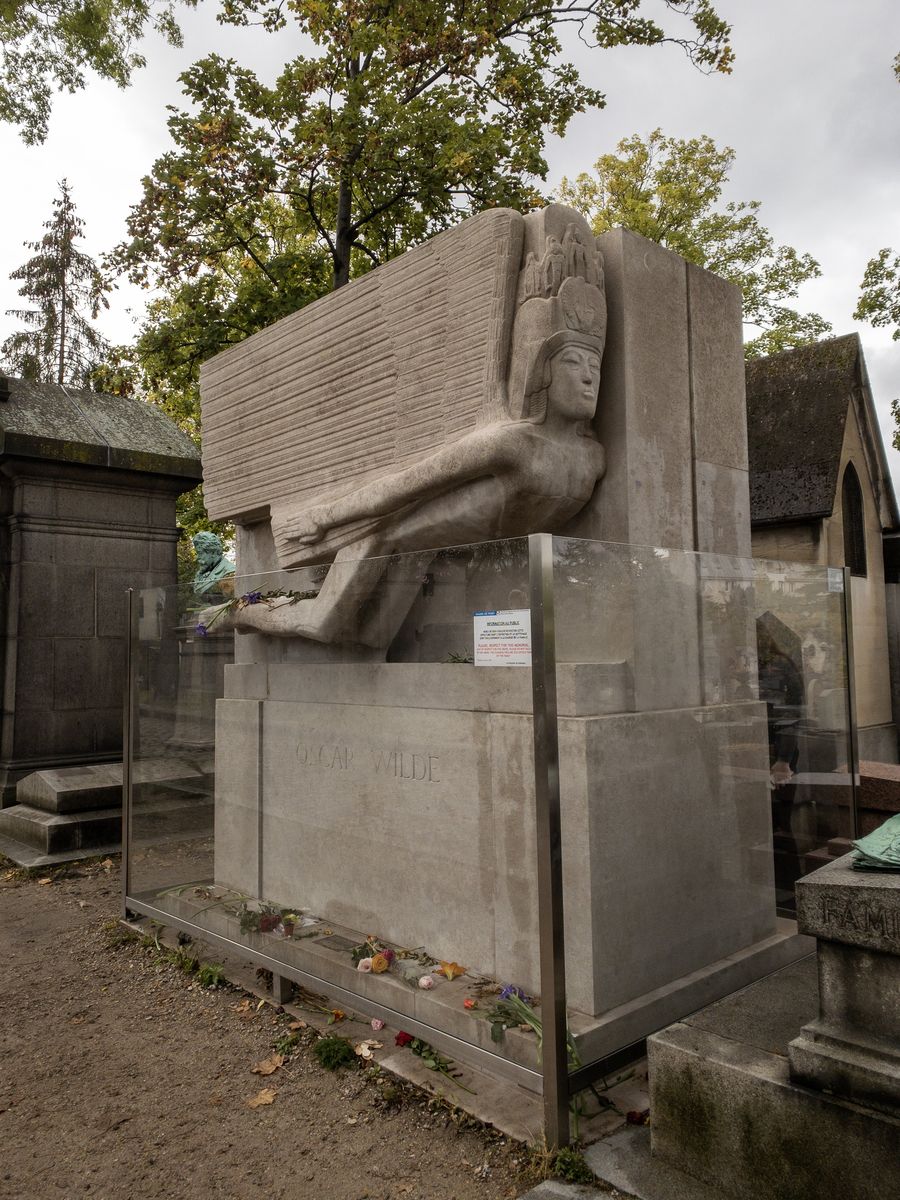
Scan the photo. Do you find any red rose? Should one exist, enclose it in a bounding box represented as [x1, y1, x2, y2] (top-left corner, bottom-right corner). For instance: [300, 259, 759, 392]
[395, 1031, 414, 1047]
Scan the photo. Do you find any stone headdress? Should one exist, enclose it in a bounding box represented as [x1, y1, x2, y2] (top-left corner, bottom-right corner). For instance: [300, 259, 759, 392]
[506, 208, 607, 422]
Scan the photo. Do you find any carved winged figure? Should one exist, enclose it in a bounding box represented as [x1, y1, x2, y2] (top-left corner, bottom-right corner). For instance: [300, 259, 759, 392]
[199, 206, 608, 645]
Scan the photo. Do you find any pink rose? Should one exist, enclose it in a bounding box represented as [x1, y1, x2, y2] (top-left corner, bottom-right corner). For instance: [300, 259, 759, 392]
[371, 1018, 385, 1031]
[418, 975, 435, 990]
[357, 957, 373, 973]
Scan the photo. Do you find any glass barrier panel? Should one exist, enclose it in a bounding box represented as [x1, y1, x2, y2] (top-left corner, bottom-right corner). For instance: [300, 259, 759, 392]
[839, 568, 900, 861]
[129, 539, 545, 1090]
[550, 537, 852, 1113]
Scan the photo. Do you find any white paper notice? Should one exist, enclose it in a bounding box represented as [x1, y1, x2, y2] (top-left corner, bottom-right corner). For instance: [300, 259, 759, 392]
[473, 609, 532, 667]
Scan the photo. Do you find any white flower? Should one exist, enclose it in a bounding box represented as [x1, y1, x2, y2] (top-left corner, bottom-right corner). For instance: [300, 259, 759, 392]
[357, 957, 373, 972]
[418, 975, 435, 990]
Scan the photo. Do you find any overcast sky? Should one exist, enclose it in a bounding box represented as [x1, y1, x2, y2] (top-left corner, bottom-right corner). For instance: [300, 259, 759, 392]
[1, 0, 898, 489]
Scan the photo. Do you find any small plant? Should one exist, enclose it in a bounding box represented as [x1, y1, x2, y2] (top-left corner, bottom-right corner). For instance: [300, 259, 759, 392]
[196, 962, 225, 988]
[273, 1031, 302, 1057]
[551, 1146, 595, 1185]
[313, 1035, 357, 1071]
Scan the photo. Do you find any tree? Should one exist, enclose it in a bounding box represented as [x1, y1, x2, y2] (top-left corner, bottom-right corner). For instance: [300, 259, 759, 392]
[558, 128, 831, 358]
[854, 55, 900, 344]
[1, 1, 188, 143]
[855, 249, 900, 343]
[117, 2, 733, 294]
[2, 180, 110, 386]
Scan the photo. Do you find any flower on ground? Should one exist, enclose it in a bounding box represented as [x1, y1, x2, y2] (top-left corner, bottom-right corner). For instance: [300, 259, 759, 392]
[418, 975, 435, 990]
[196, 623, 208, 638]
[370, 953, 389, 974]
[463, 998, 477, 1010]
[357, 957, 373, 973]
[395, 1031, 414, 1047]
[381, 948, 395, 964]
[499, 984, 531, 1003]
[371, 1018, 385, 1031]
[436, 960, 466, 981]
[243, 591, 263, 604]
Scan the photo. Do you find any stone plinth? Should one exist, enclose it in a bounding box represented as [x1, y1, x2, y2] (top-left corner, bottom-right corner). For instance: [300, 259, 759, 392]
[213, 661, 797, 1022]
[788, 854, 900, 1115]
[0, 376, 200, 823]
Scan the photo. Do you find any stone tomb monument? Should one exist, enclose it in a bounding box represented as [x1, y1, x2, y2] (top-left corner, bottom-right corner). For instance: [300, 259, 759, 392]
[198, 205, 806, 1051]
[0, 377, 202, 864]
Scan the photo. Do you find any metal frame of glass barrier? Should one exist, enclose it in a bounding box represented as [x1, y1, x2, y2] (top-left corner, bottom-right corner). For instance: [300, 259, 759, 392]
[120, 539, 863, 1151]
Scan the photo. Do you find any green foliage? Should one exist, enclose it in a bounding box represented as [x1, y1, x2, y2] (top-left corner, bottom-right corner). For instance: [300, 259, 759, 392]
[0, 1, 189, 144]
[559, 129, 832, 358]
[108, 2, 732, 533]
[2, 180, 111, 386]
[313, 1034, 356, 1071]
[551, 1146, 595, 1185]
[117, 3, 731, 290]
[196, 961, 225, 987]
[273, 1030, 303, 1057]
[855, 247, 900, 343]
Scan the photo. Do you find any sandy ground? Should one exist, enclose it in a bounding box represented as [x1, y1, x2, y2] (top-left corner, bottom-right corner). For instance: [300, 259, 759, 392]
[0, 856, 558, 1200]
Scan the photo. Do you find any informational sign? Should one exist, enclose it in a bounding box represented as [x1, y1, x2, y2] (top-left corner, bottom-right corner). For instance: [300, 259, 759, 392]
[827, 567, 845, 593]
[473, 609, 532, 667]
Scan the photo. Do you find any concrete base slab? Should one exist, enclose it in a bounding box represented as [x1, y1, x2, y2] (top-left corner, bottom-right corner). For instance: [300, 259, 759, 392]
[0, 794, 213, 866]
[586, 1128, 726, 1200]
[0, 831, 121, 868]
[648, 1021, 900, 1200]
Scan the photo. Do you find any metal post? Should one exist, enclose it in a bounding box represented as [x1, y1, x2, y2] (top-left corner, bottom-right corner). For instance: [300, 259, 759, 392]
[121, 588, 136, 917]
[841, 567, 860, 843]
[528, 532, 570, 1148]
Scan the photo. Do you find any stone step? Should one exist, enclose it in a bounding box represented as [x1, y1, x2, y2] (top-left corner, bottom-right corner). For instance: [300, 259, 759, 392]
[0, 803, 122, 855]
[0, 794, 214, 861]
[16, 757, 211, 814]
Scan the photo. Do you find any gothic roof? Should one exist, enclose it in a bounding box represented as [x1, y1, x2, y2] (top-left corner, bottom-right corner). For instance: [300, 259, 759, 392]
[0, 375, 201, 480]
[745, 334, 898, 530]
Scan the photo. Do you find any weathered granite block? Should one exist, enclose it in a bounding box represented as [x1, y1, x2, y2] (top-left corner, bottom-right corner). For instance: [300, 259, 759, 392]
[789, 854, 900, 1115]
[214, 664, 784, 1019]
[794, 855, 900, 954]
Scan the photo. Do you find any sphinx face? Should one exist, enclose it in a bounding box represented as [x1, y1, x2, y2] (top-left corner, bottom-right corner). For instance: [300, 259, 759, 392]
[546, 345, 602, 422]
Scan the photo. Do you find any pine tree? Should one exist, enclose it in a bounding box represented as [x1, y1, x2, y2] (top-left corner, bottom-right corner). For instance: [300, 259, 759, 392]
[2, 180, 110, 386]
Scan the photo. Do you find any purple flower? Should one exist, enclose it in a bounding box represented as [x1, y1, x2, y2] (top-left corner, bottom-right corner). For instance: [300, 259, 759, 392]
[242, 591, 263, 605]
[196, 623, 209, 638]
[499, 984, 530, 1003]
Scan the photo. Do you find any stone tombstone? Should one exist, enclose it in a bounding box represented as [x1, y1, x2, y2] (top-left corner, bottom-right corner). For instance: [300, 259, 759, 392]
[199, 205, 805, 1044]
[0, 376, 201, 858]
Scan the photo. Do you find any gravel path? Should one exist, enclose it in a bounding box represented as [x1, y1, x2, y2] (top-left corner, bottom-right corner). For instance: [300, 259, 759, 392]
[0, 857, 535, 1200]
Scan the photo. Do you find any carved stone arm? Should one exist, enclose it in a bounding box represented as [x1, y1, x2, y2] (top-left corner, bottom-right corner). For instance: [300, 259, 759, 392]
[282, 423, 517, 546]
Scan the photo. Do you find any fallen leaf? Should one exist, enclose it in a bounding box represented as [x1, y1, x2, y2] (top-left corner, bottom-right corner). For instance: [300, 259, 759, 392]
[251, 1053, 284, 1076]
[246, 1088, 276, 1108]
[288, 1019, 307, 1031]
[38, 877, 53, 886]
[354, 1039, 382, 1060]
[436, 961, 466, 981]
[346, 1116, 358, 1125]
[256, 999, 266, 1011]
[100, 859, 114, 871]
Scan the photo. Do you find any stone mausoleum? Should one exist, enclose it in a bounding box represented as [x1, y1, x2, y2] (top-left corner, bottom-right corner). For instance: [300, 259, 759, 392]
[0, 376, 201, 861]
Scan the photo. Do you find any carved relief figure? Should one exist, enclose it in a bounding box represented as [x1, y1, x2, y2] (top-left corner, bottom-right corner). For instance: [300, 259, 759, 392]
[201, 206, 608, 646]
